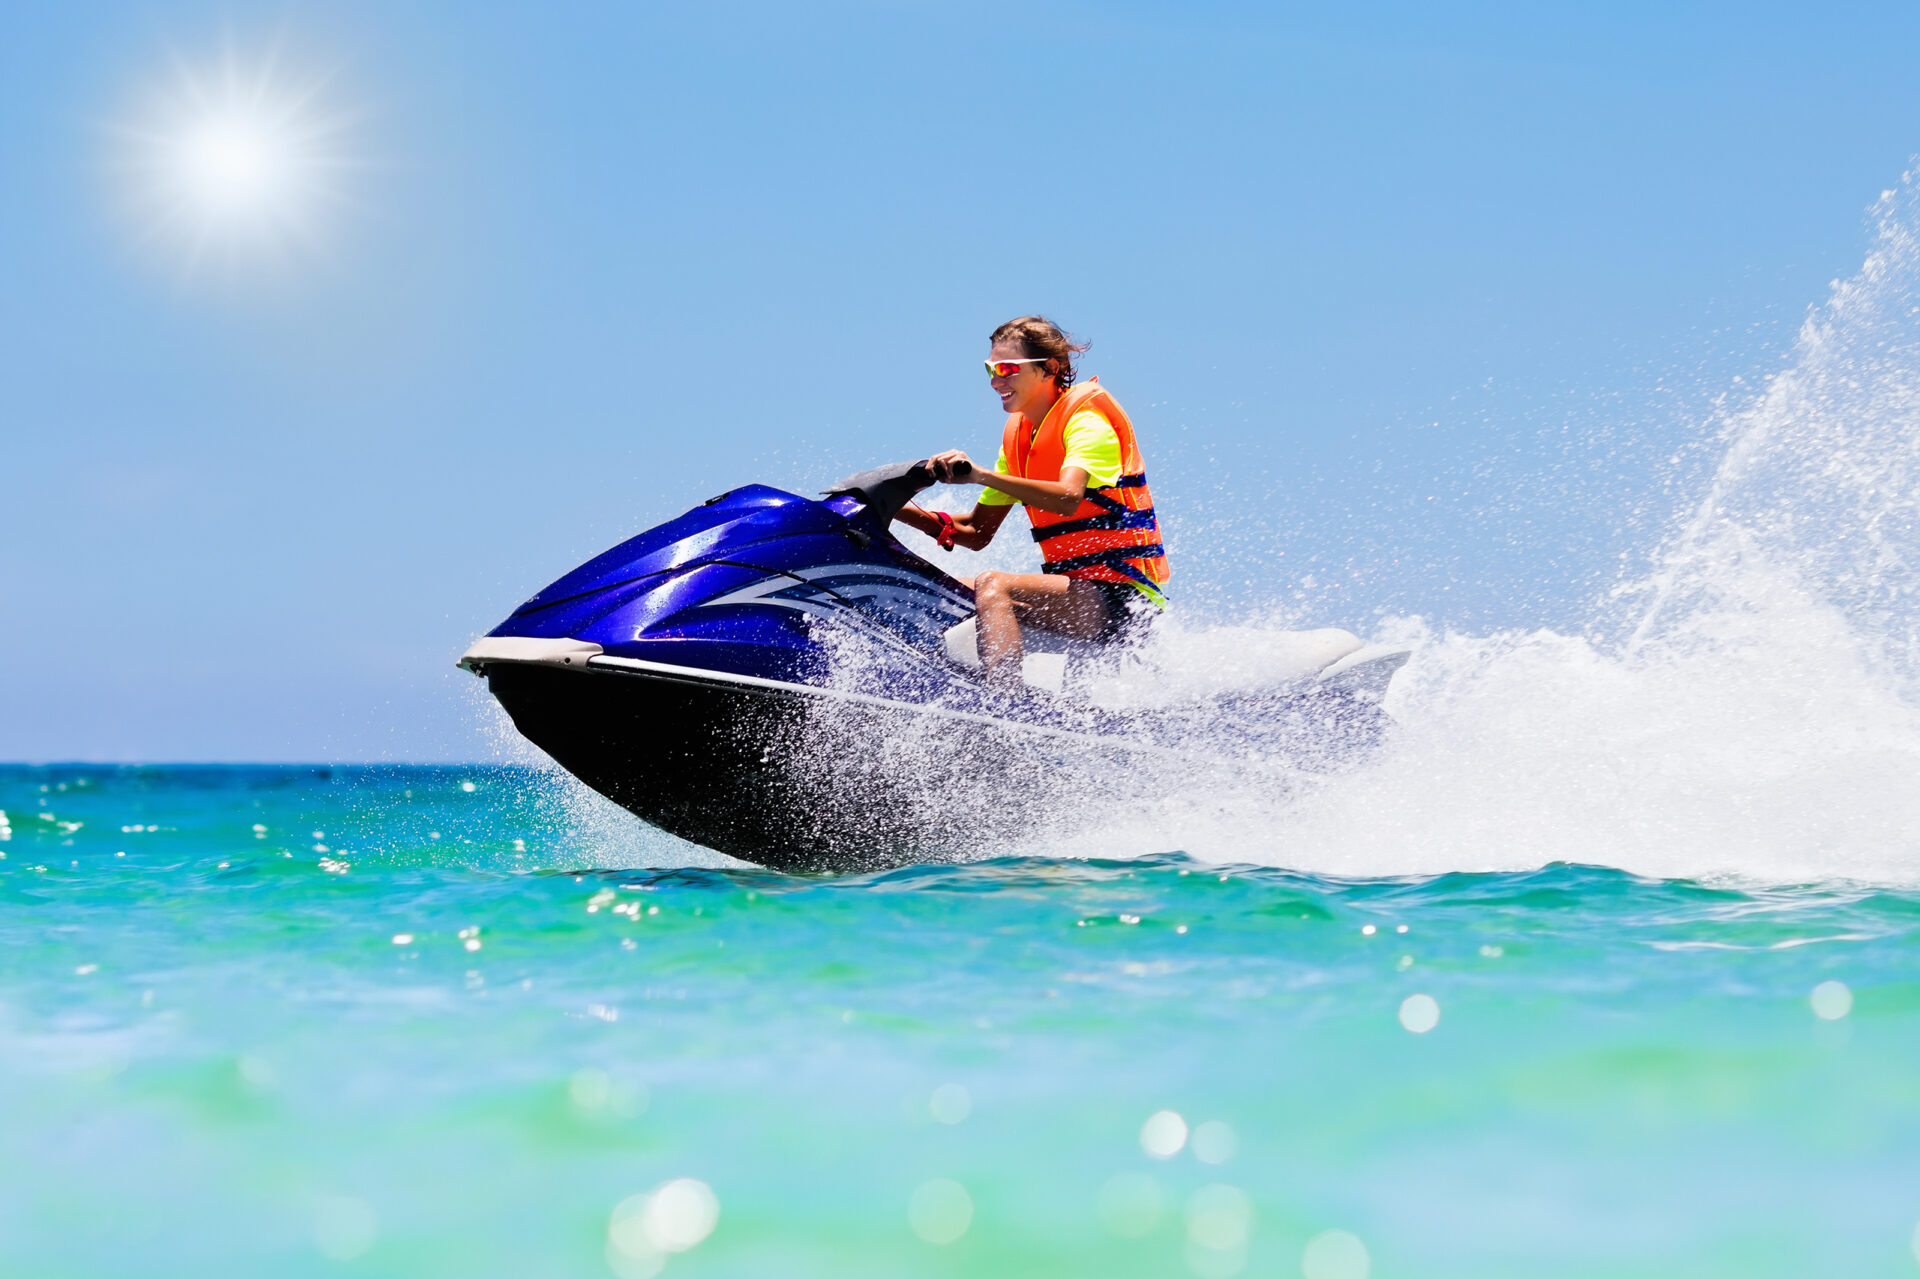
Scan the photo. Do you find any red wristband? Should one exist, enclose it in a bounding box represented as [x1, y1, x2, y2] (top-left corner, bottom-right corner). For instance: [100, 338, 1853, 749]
[934, 510, 956, 551]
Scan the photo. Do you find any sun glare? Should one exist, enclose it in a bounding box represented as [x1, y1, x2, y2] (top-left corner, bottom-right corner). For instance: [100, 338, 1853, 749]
[112, 38, 355, 275]
[182, 120, 279, 214]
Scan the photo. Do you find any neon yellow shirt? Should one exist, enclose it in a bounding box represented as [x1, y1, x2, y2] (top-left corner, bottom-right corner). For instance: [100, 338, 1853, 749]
[979, 409, 1122, 505]
[980, 408, 1165, 609]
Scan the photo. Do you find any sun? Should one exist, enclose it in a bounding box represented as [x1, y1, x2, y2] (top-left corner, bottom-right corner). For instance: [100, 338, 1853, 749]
[111, 38, 356, 275]
[179, 118, 282, 218]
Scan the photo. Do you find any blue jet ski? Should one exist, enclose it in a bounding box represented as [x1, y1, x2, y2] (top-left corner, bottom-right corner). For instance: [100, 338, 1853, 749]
[459, 461, 1409, 872]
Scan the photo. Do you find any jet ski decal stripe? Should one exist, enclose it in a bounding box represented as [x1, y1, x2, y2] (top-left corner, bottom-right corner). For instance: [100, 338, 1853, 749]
[695, 562, 974, 655]
[703, 563, 971, 617]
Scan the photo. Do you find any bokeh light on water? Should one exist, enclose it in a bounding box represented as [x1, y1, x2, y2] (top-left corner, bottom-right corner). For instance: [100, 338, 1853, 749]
[606, 1178, 718, 1277]
[1141, 1109, 1189, 1159]
[1398, 992, 1441, 1033]
[908, 1178, 973, 1245]
[1301, 1229, 1371, 1279]
[311, 1194, 377, 1262]
[1185, 1182, 1252, 1276]
[1191, 1119, 1237, 1165]
[929, 1082, 971, 1125]
[1809, 979, 1853, 1020]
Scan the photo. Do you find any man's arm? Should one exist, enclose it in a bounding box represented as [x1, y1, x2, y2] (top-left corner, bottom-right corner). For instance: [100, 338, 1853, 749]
[964, 466, 1089, 516]
[926, 448, 1089, 516]
[896, 499, 1015, 551]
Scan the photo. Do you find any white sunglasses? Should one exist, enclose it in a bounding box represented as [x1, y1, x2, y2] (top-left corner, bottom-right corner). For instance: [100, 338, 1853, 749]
[984, 357, 1051, 377]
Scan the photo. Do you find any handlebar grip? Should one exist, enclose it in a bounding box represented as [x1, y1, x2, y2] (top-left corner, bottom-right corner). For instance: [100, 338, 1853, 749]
[950, 459, 972, 478]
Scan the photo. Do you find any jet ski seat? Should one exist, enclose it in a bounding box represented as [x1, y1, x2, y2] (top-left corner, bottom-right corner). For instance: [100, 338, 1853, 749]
[941, 616, 1096, 694]
[940, 618, 1409, 699]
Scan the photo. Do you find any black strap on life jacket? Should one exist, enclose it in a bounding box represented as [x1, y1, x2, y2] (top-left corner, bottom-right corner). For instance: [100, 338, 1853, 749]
[1041, 543, 1167, 589]
[1030, 474, 1159, 545]
[1032, 506, 1160, 543]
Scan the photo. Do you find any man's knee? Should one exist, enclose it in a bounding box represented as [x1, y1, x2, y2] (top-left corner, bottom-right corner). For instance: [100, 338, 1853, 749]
[974, 571, 1010, 605]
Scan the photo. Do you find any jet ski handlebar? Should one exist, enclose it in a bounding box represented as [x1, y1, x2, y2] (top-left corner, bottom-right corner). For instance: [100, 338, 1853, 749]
[824, 457, 970, 526]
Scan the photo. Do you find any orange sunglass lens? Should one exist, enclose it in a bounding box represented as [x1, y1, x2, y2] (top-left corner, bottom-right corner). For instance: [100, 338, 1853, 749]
[985, 361, 1018, 377]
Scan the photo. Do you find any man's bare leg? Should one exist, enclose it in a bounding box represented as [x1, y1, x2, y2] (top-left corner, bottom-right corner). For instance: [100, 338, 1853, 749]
[971, 572, 1111, 689]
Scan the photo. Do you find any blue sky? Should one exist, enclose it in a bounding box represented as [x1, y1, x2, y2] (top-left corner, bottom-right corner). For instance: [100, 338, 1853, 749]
[6, 1, 1920, 761]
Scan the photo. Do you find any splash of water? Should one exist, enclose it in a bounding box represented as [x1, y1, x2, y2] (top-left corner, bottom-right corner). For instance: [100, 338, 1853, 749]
[1629, 171, 1920, 681]
[1134, 169, 1920, 884]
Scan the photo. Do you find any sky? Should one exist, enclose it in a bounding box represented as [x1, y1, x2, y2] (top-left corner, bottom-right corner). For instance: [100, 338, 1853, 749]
[5, 0, 1920, 761]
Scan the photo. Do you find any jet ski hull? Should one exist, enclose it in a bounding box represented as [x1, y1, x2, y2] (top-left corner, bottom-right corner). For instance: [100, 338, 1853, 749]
[484, 657, 1154, 873]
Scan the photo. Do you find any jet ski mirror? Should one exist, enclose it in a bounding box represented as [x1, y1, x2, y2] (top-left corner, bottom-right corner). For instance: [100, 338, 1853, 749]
[824, 457, 970, 526]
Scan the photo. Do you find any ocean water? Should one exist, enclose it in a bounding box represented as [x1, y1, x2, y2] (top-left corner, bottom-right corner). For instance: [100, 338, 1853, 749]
[5, 766, 1917, 1279]
[12, 178, 1920, 1277]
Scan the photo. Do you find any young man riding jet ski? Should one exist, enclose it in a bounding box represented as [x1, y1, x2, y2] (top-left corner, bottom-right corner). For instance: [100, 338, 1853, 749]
[458, 314, 1409, 869]
[892, 316, 1169, 689]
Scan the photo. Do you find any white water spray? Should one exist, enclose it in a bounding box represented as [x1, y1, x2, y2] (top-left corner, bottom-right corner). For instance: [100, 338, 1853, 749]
[1109, 170, 1920, 884]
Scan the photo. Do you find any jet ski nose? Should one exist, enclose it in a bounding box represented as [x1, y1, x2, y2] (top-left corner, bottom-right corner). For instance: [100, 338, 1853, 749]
[458, 636, 604, 674]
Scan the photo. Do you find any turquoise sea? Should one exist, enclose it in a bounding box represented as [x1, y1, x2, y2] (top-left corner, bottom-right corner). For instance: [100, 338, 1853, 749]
[4, 763, 1917, 1278]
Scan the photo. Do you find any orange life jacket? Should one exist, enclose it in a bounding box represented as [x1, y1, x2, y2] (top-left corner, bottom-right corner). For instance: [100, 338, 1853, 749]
[1000, 377, 1170, 590]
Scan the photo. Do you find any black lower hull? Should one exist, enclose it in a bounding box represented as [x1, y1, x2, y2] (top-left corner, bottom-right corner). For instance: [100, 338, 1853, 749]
[485, 662, 1144, 873]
